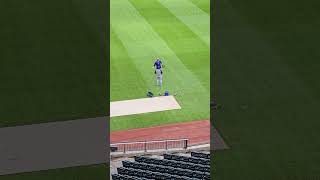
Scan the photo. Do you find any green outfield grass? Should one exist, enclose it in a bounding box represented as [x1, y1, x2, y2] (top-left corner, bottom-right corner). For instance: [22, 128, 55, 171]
[0, 164, 108, 180]
[214, 0, 320, 179]
[110, 0, 210, 131]
[0, 0, 108, 127]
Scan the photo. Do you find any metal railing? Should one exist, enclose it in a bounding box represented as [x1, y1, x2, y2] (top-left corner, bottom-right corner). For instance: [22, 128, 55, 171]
[110, 138, 188, 154]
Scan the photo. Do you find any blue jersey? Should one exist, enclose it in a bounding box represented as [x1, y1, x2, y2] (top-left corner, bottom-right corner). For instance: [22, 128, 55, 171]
[154, 60, 162, 69]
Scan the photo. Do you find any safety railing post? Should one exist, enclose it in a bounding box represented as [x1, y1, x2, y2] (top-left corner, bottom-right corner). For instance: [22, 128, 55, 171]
[165, 140, 168, 150]
[144, 141, 147, 152]
[184, 139, 188, 149]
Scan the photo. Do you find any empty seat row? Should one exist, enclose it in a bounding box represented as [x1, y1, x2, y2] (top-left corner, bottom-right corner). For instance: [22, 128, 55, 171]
[111, 174, 149, 180]
[134, 156, 210, 173]
[191, 152, 210, 159]
[122, 160, 210, 179]
[117, 167, 199, 180]
[164, 154, 210, 166]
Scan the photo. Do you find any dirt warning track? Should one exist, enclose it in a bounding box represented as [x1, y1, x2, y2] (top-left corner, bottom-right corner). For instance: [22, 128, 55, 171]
[110, 120, 210, 146]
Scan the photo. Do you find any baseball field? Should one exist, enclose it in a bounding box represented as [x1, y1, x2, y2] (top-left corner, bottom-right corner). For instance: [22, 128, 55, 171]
[1, 0, 210, 178]
[110, 0, 210, 131]
[214, 0, 320, 179]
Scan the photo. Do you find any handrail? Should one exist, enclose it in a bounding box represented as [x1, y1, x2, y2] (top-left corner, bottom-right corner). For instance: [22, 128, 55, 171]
[110, 138, 189, 153]
[110, 138, 188, 146]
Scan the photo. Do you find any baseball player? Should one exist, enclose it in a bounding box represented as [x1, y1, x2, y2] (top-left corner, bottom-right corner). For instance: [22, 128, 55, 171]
[153, 58, 163, 87]
[154, 58, 163, 70]
[155, 68, 163, 87]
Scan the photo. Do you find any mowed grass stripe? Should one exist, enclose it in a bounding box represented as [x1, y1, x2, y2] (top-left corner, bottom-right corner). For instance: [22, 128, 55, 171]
[110, 29, 148, 101]
[189, 0, 210, 14]
[111, 0, 208, 95]
[130, 0, 209, 90]
[158, 0, 210, 46]
[110, 0, 209, 131]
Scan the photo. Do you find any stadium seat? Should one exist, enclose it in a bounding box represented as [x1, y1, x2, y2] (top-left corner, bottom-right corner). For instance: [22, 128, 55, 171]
[112, 174, 148, 180]
[112, 152, 211, 180]
[134, 155, 210, 173]
[164, 154, 210, 166]
[122, 160, 209, 179]
[191, 152, 210, 159]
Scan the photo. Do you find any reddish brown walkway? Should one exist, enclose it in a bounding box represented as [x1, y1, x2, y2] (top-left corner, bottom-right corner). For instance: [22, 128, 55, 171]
[110, 120, 210, 146]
